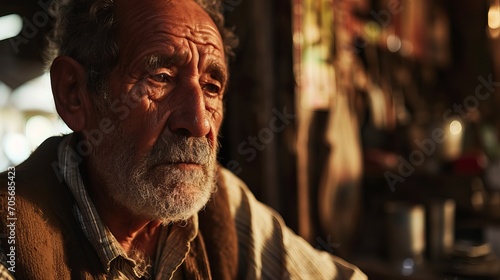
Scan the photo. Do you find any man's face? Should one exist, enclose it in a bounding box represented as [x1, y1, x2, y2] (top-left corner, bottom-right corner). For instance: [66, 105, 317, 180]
[87, 0, 227, 223]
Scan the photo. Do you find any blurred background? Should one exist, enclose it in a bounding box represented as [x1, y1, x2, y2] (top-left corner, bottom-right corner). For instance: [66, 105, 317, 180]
[1, 0, 500, 279]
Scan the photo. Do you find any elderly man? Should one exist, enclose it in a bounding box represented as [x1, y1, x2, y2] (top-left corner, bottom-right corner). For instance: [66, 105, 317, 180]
[0, 0, 366, 279]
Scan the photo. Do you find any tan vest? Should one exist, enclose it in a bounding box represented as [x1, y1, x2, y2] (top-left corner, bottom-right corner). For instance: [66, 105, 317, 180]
[0, 136, 238, 279]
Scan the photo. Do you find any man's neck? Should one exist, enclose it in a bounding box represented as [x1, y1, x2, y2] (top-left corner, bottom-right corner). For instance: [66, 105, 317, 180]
[94, 195, 162, 257]
[81, 163, 162, 258]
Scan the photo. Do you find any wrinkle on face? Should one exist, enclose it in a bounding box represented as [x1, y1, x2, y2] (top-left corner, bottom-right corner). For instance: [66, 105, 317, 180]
[103, 0, 226, 151]
[115, 0, 224, 76]
[109, 61, 225, 130]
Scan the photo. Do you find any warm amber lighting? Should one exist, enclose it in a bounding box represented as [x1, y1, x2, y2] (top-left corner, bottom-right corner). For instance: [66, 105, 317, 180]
[387, 34, 402, 52]
[363, 21, 381, 43]
[489, 5, 500, 30]
[449, 120, 463, 135]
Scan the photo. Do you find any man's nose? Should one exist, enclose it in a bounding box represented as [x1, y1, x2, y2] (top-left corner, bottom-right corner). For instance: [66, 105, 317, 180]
[167, 82, 211, 137]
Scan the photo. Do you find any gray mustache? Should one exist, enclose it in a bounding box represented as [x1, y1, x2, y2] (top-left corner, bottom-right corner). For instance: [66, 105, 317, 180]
[148, 135, 215, 166]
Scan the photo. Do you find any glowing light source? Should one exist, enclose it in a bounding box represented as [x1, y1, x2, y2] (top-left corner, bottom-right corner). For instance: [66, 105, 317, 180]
[0, 150, 9, 171]
[0, 82, 10, 107]
[25, 115, 55, 149]
[11, 73, 56, 113]
[0, 14, 23, 41]
[3, 133, 31, 165]
[364, 21, 381, 43]
[489, 5, 500, 30]
[489, 1, 500, 38]
[449, 120, 463, 135]
[401, 258, 414, 276]
[387, 34, 402, 52]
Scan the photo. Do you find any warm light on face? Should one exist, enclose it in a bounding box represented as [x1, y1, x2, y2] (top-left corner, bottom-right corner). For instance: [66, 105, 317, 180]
[0, 14, 23, 41]
[449, 120, 463, 135]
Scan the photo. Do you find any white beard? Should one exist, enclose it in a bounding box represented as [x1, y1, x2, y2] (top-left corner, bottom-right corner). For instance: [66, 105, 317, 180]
[90, 128, 218, 224]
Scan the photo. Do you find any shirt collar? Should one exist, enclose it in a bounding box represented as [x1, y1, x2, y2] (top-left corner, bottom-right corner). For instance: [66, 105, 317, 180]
[58, 135, 135, 274]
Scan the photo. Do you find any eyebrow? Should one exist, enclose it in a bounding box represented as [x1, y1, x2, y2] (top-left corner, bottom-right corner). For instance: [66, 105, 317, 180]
[205, 60, 228, 86]
[143, 54, 228, 86]
[144, 54, 185, 72]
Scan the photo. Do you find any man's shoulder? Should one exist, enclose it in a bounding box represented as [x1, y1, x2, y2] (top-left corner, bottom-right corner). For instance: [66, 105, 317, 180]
[217, 166, 247, 190]
[216, 167, 256, 216]
[215, 166, 287, 232]
[215, 167, 368, 280]
[0, 135, 75, 230]
[0, 135, 68, 197]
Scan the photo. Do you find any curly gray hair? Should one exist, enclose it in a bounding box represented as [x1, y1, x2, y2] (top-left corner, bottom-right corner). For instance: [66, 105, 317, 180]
[45, 0, 238, 94]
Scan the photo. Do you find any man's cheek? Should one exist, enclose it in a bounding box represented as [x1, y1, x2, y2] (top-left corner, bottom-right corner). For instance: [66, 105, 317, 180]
[210, 108, 223, 129]
[124, 84, 150, 108]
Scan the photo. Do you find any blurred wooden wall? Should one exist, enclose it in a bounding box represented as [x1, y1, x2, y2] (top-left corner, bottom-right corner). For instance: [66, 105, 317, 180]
[219, 0, 299, 230]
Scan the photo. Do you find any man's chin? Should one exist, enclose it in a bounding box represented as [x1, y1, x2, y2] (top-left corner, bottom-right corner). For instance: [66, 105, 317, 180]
[149, 163, 208, 179]
[150, 194, 212, 224]
[121, 178, 215, 223]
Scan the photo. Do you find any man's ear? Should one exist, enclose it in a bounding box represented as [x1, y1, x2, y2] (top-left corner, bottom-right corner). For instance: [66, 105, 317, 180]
[50, 56, 92, 132]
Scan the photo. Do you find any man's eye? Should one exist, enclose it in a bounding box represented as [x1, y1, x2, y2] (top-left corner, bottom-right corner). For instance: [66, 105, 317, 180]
[202, 83, 221, 95]
[150, 73, 171, 83]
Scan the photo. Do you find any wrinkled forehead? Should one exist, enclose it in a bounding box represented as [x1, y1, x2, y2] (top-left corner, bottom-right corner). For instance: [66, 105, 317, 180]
[114, 0, 224, 54]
